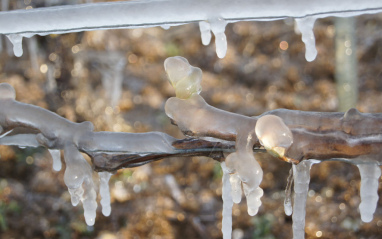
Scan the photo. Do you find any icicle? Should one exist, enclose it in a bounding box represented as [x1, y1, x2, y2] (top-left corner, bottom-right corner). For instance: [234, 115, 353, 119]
[199, 21, 211, 46]
[221, 162, 233, 239]
[48, 149, 62, 171]
[6, 34, 23, 57]
[357, 164, 381, 223]
[82, 177, 98, 226]
[99, 171, 113, 217]
[229, 173, 242, 203]
[295, 17, 317, 62]
[210, 18, 227, 58]
[284, 168, 293, 216]
[292, 160, 318, 239]
[63, 144, 97, 226]
[225, 148, 263, 216]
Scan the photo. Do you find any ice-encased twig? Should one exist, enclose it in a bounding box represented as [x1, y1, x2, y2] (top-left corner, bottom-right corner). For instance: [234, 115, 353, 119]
[0, 0, 380, 35]
[0, 1, 381, 59]
[357, 163, 381, 223]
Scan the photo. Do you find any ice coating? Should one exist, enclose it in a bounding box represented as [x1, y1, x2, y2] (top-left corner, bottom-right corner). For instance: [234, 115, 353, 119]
[48, 149, 62, 171]
[63, 144, 97, 225]
[292, 160, 317, 239]
[199, 21, 211, 46]
[221, 162, 233, 239]
[0, 83, 16, 100]
[210, 18, 227, 58]
[99, 171, 113, 216]
[284, 168, 294, 216]
[164, 56, 202, 99]
[255, 115, 293, 157]
[6, 34, 23, 57]
[295, 17, 317, 62]
[357, 164, 381, 223]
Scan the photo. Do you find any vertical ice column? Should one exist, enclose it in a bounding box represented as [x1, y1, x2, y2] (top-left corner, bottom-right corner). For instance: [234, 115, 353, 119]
[357, 164, 381, 223]
[99, 171, 113, 217]
[221, 162, 233, 239]
[295, 17, 317, 62]
[292, 160, 317, 239]
[64, 144, 97, 226]
[199, 21, 212, 46]
[284, 168, 294, 216]
[210, 18, 227, 58]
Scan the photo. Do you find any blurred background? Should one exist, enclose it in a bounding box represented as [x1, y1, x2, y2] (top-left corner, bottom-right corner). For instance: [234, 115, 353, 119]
[0, 0, 382, 238]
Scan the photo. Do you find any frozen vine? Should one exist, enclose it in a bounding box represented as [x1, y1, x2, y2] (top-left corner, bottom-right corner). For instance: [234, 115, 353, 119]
[1, 57, 382, 236]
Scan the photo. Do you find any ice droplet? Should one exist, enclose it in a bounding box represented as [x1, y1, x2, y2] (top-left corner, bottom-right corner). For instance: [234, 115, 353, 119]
[295, 17, 317, 62]
[357, 164, 381, 223]
[99, 171, 113, 216]
[6, 34, 23, 57]
[0, 83, 16, 100]
[210, 18, 227, 58]
[48, 149, 62, 171]
[221, 162, 233, 239]
[199, 21, 211, 46]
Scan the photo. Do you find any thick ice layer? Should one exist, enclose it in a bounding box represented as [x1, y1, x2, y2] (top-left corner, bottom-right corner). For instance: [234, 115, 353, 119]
[357, 164, 381, 222]
[6, 34, 23, 57]
[221, 162, 233, 239]
[284, 168, 294, 216]
[199, 21, 211, 46]
[48, 149, 62, 171]
[99, 171, 113, 216]
[255, 115, 293, 157]
[292, 160, 317, 239]
[210, 18, 227, 58]
[295, 17, 317, 62]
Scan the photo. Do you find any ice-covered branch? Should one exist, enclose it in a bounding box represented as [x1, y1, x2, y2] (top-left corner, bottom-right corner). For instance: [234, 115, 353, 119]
[1, 0, 381, 60]
[163, 56, 382, 239]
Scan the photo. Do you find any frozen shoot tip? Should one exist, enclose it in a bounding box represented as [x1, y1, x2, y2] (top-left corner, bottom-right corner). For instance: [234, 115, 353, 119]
[164, 56, 202, 99]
